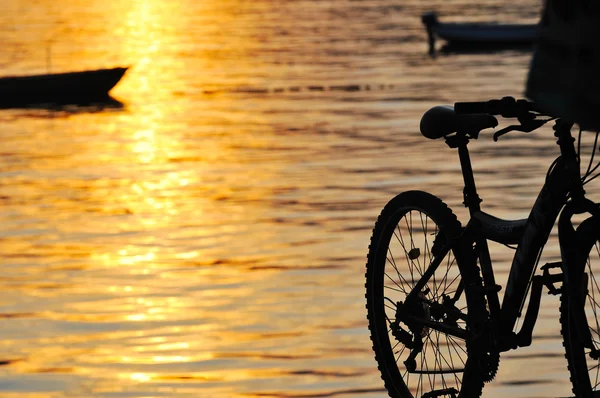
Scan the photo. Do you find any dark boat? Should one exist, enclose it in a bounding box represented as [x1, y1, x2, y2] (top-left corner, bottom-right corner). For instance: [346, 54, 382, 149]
[422, 12, 537, 54]
[0, 66, 128, 107]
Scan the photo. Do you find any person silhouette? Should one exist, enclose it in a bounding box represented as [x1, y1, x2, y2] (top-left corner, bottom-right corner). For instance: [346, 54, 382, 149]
[526, 0, 600, 131]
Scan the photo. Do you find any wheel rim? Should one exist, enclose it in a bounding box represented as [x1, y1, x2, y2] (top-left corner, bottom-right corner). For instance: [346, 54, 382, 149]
[380, 208, 469, 397]
[581, 241, 600, 392]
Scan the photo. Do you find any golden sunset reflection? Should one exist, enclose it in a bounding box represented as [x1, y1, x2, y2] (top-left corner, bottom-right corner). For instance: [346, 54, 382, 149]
[0, 0, 577, 397]
[110, 0, 183, 99]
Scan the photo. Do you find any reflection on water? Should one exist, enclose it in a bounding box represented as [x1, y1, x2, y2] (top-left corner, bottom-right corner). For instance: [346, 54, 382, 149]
[0, 97, 125, 114]
[0, 0, 591, 397]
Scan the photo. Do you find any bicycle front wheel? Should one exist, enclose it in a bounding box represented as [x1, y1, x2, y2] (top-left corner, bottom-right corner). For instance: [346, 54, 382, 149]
[365, 191, 487, 398]
[561, 219, 600, 398]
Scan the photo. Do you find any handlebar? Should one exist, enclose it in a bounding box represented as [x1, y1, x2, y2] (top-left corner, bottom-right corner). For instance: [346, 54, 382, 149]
[453, 97, 555, 141]
[454, 96, 544, 118]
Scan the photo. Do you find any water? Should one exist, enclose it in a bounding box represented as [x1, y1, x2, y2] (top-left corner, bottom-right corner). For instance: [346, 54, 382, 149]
[0, 0, 596, 397]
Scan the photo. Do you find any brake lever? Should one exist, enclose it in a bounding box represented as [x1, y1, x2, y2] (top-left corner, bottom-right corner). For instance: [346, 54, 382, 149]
[493, 119, 549, 142]
[493, 126, 521, 141]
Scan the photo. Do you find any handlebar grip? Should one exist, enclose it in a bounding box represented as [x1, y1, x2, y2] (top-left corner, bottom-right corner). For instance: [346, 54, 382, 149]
[455, 97, 530, 116]
[454, 102, 487, 115]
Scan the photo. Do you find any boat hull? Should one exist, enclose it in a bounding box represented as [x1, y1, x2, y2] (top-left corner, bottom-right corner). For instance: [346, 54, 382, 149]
[435, 23, 536, 45]
[422, 12, 537, 54]
[0, 67, 128, 107]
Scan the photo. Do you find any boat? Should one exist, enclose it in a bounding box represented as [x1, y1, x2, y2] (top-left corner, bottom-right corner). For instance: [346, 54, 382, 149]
[0, 66, 129, 107]
[422, 12, 537, 54]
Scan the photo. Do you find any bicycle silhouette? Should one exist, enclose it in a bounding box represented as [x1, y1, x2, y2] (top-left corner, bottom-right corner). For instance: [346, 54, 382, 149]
[365, 97, 600, 397]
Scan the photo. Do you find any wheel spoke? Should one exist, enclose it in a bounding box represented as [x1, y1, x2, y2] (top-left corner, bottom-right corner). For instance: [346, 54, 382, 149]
[394, 227, 416, 288]
[388, 241, 412, 291]
[420, 213, 435, 299]
[384, 270, 407, 294]
[447, 335, 468, 357]
[405, 212, 424, 277]
[384, 283, 405, 294]
[434, 255, 457, 299]
[434, 326, 446, 390]
[437, 333, 461, 386]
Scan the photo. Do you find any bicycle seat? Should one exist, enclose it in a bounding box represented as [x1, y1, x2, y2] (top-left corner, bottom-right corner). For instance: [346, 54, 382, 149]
[420, 105, 498, 140]
[473, 211, 527, 245]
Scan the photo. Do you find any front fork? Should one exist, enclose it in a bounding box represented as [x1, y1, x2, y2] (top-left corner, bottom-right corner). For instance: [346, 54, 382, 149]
[559, 198, 600, 352]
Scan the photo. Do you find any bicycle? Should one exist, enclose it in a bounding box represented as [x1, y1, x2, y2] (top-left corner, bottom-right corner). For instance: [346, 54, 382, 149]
[365, 96, 600, 398]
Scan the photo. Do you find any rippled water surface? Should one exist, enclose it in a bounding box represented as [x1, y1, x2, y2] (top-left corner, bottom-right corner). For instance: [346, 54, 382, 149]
[1, 1, 597, 397]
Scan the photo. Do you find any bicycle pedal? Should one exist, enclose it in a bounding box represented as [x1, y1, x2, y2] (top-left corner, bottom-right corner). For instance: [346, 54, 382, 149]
[474, 284, 502, 294]
[487, 284, 502, 293]
[498, 332, 519, 351]
[422, 388, 458, 398]
[541, 262, 563, 295]
[541, 261, 562, 271]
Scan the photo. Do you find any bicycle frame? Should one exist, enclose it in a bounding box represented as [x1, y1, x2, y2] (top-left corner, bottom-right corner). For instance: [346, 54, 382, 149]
[453, 120, 598, 350]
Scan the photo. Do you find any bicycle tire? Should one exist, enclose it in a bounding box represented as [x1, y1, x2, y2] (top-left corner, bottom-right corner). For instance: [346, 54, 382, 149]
[365, 191, 488, 398]
[560, 218, 600, 398]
